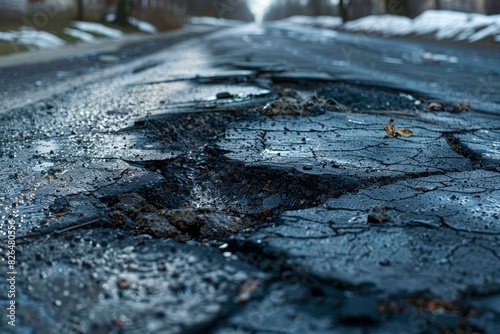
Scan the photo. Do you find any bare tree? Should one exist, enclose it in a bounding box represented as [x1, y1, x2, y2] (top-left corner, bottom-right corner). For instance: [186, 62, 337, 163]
[349, 0, 374, 21]
[266, 0, 306, 21]
[486, 0, 500, 14]
[76, 0, 84, 20]
[114, 0, 132, 26]
[385, 0, 411, 17]
[339, 0, 348, 22]
[309, 0, 322, 15]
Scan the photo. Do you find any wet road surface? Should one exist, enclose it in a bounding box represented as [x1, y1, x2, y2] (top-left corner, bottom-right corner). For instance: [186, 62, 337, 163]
[0, 22, 499, 333]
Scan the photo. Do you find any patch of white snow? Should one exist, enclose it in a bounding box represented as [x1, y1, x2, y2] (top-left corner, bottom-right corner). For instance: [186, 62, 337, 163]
[73, 21, 123, 39]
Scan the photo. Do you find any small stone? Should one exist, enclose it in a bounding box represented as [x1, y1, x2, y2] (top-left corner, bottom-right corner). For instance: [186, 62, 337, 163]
[216, 92, 232, 99]
[49, 196, 70, 213]
[378, 259, 391, 266]
[263, 194, 281, 209]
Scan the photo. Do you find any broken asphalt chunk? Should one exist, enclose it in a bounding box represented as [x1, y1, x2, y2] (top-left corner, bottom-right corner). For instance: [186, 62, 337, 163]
[131, 208, 250, 241]
[49, 196, 70, 214]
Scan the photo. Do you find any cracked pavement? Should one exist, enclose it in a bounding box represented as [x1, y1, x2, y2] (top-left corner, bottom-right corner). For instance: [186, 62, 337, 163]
[0, 23, 499, 333]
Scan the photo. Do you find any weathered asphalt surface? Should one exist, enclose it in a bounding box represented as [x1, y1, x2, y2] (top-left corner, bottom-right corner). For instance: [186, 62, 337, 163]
[0, 22, 499, 334]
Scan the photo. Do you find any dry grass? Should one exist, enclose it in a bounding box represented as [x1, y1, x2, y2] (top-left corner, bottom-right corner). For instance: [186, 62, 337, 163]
[0, 41, 28, 55]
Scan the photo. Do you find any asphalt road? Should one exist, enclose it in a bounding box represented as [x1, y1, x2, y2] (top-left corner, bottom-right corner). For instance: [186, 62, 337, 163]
[216, 23, 500, 114]
[0, 22, 499, 334]
[2, 23, 499, 114]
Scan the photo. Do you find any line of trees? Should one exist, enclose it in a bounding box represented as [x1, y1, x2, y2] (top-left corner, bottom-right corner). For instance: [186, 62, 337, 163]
[381, 0, 499, 17]
[266, 0, 500, 22]
[185, 0, 254, 21]
[486, 0, 500, 14]
[74, 0, 131, 23]
[73, 0, 254, 26]
[65, 0, 500, 29]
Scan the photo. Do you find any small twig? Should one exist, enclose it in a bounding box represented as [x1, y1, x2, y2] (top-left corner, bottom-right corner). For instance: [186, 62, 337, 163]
[40, 235, 52, 245]
[2, 218, 102, 243]
[53, 219, 101, 235]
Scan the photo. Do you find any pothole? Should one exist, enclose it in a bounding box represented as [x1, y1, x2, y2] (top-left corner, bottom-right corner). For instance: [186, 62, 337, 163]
[29, 81, 455, 244]
[98, 150, 363, 242]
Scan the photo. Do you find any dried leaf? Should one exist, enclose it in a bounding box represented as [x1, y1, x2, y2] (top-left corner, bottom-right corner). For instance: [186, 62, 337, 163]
[384, 119, 414, 138]
[394, 127, 414, 137]
[426, 299, 458, 312]
[424, 102, 444, 112]
[384, 119, 395, 138]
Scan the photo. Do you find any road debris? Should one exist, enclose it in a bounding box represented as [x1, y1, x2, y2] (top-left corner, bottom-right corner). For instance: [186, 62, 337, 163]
[262, 94, 349, 116]
[424, 102, 445, 111]
[367, 206, 391, 223]
[450, 101, 471, 113]
[384, 119, 414, 138]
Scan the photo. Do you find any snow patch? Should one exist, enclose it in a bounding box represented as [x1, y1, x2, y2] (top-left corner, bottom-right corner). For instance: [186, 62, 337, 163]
[188, 17, 246, 27]
[280, 15, 343, 30]
[73, 21, 123, 39]
[63, 28, 96, 43]
[128, 17, 158, 34]
[282, 10, 500, 43]
[467, 22, 500, 42]
[344, 15, 413, 36]
[106, 14, 158, 33]
[0, 27, 66, 49]
[345, 10, 500, 43]
[412, 10, 500, 42]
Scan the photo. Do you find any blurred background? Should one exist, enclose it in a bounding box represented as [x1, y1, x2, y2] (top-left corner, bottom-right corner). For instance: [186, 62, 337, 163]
[2, 1, 500, 27]
[0, 0, 499, 55]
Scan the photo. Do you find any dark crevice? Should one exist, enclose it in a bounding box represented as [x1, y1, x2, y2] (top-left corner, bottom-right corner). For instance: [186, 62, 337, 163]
[443, 132, 489, 169]
[438, 216, 500, 236]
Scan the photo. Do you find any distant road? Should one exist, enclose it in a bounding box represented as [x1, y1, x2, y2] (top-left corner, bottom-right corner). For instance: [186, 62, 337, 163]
[209, 22, 500, 115]
[0, 25, 218, 114]
[1, 21, 499, 115]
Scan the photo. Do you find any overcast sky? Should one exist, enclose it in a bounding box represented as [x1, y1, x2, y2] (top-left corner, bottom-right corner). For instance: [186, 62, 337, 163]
[246, 0, 342, 22]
